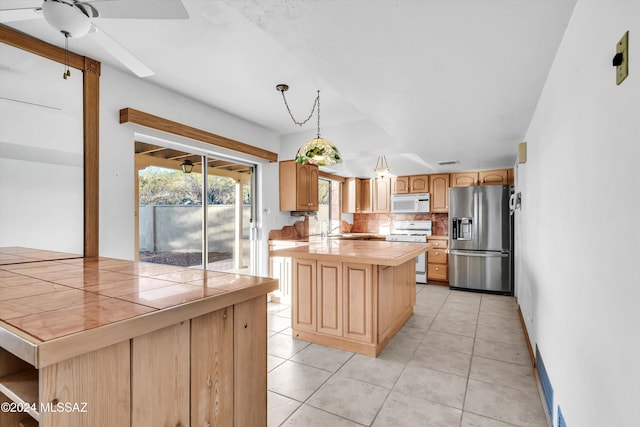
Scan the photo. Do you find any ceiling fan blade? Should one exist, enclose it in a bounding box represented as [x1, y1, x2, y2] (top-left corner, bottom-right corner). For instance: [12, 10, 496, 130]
[89, 24, 154, 77]
[82, 0, 188, 20]
[0, 8, 41, 23]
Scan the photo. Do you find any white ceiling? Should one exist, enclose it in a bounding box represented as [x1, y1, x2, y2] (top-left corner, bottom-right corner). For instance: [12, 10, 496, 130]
[1, 0, 577, 177]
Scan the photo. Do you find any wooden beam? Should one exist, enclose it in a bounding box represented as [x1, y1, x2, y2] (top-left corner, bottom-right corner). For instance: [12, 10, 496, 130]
[319, 171, 346, 183]
[120, 108, 278, 163]
[83, 57, 100, 257]
[0, 25, 85, 70]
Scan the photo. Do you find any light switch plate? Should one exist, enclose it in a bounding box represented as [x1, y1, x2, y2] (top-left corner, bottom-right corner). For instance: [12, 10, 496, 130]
[616, 31, 629, 85]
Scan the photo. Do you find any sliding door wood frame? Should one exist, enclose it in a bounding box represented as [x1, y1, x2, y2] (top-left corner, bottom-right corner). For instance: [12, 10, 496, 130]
[0, 25, 100, 257]
[120, 108, 278, 163]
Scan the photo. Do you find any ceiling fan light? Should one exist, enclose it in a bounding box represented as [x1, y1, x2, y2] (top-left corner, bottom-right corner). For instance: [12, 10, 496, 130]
[42, 0, 92, 38]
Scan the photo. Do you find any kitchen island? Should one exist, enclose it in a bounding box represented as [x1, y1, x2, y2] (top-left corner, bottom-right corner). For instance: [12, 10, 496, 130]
[0, 247, 278, 427]
[270, 239, 430, 356]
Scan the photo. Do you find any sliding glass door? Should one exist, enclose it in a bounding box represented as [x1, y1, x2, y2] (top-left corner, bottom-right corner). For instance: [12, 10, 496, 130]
[135, 141, 255, 273]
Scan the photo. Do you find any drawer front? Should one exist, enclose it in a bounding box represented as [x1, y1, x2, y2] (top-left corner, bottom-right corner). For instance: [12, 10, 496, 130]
[427, 263, 448, 281]
[428, 239, 449, 249]
[427, 249, 447, 264]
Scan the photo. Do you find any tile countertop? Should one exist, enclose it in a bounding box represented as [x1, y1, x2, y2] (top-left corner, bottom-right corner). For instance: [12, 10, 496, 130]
[270, 239, 431, 266]
[0, 247, 278, 368]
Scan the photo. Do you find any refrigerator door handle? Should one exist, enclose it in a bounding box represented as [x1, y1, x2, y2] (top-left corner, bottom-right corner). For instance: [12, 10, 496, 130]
[450, 250, 510, 258]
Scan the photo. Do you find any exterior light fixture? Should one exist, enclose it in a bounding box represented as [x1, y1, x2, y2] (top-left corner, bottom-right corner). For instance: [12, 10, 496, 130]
[374, 155, 391, 179]
[276, 84, 342, 166]
[181, 159, 194, 174]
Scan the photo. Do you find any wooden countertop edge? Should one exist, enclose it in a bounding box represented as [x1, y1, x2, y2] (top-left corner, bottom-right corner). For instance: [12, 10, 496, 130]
[1, 280, 278, 368]
[271, 244, 430, 267]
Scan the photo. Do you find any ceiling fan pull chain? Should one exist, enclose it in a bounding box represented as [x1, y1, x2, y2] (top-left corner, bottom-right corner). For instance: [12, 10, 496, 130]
[63, 32, 71, 80]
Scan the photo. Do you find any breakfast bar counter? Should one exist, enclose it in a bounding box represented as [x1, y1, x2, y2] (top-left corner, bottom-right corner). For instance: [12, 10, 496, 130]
[270, 240, 430, 357]
[0, 247, 278, 427]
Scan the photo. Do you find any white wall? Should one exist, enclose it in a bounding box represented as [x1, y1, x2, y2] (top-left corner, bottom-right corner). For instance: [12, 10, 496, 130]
[0, 46, 84, 254]
[515, 1, 640, 426]
[99, 65, 290, 275]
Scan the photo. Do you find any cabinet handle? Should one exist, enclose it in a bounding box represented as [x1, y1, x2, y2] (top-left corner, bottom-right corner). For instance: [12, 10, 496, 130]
[435, 267, 439, 271]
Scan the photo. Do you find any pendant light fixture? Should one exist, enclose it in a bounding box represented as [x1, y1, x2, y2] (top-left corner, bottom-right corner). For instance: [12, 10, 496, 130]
[374, 155, 391, 179]
[180, 158, 194, 174]
[276, 84, 342, 166]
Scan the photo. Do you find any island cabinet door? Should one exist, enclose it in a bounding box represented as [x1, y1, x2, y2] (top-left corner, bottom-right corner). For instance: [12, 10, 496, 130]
[39, 340, 131, 427]
[191, 307, 234, 427]
[292, 258, 317, 332]
[342, 263, 373, 343]
[131, 322, 190, 427]
[317, 260, 343, 337]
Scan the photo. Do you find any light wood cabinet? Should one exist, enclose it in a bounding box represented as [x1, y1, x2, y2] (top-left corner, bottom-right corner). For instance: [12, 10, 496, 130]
[343, 178, 373, 213]
[289, 253, 414, 356]
[342, 263, 373, 343]
[451, 172, 478, 187]
[409, 175, 429, 193]
[0, 298, 267, 427]
[361, 179, 372, 213]
[292, 258, 317, 333]
[372, 177, 391, 213]
[392, 175, 429, 194]
[317, 261, 343, 337]
[427, 237, 449, 283]
[479, 169, 509, 185]
[392, 176, 409, 194]
[451, 169, 513, 187]
[279, 160, 319, 211]
[429, 174, 450, 212]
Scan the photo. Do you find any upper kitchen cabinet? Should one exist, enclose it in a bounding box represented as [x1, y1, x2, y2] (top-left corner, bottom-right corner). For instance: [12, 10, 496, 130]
[372, 177, 391, 213]
[342, 177, 375, 213]
[343, 177, 363, 213]
[279, 160, 319, 211]
[392, 175, 429, 194]
[479, 169, 509, 185]
[451, 169, 513, 187]
[429, 174, 450, 212]
[450, 172, 478, 187]
[392, 176, 409, 194]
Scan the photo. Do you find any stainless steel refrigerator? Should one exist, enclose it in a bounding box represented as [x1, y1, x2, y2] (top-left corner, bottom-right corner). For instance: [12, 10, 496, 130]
[449, 185, 513, 294]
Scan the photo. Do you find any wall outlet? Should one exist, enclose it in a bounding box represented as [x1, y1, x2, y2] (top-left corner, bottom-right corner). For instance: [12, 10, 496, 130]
[614, 31, 629, 85]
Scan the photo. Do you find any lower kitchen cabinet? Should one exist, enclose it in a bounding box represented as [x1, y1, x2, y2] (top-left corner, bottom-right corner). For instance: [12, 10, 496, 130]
[427, 236, 449, 283]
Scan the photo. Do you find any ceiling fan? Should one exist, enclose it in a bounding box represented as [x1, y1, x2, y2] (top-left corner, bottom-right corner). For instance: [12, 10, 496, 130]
[0, 0, 189, 77]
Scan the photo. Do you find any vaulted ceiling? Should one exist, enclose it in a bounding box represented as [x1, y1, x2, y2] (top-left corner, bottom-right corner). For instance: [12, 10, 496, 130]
[1, 0, 577, 177]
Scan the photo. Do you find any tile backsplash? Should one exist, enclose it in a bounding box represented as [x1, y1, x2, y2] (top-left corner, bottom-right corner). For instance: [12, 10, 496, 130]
[351, 213, 448, 236]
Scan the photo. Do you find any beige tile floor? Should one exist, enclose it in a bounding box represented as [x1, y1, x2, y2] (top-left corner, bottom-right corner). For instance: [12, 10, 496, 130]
[267, 284, 549, 427]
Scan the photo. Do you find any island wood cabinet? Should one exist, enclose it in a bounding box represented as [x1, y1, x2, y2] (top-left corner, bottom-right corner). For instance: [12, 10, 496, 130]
[291, 256, 414, 356]
[0, 297, 267, 427]
[392, 175, 429, 194]
[292, 259, 373, 344]
[426, 236, 449, 283]
[429, 174, 450, 212]
[279, 160, 319, 211]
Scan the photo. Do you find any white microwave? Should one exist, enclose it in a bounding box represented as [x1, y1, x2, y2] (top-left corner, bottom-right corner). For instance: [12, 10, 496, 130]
[391, 193, 430, 213]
